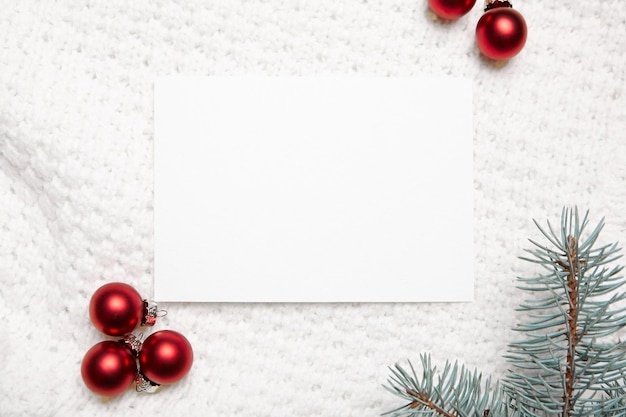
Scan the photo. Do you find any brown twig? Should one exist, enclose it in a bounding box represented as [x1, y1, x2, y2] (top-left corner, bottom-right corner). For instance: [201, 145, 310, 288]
[563, 235, 579, 417]
[406, 389, 458, 417]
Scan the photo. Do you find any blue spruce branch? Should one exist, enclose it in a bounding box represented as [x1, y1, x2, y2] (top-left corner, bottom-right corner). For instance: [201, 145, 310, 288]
[384, 208, 626, 417]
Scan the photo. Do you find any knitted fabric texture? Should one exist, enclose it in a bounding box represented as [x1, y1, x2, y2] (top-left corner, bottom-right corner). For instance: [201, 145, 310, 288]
[1, 1, 625, 416]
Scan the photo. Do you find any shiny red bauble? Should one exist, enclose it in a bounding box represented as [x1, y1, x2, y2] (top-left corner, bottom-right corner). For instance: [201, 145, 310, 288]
[476, 6, 527, 60]
[139, 330, 193, 385]
[428, 0, 476, 19]
[81, 341, 137, 396]
[89, 282, 144, 336]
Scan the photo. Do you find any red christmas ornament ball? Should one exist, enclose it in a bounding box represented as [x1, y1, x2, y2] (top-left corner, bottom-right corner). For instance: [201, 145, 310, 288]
[89, 282, 144, 336]
[139, 330, 193, 385]
[428, 0, 476, 19]
[81, 341, 137, 396]
[476, 7, 527, 60]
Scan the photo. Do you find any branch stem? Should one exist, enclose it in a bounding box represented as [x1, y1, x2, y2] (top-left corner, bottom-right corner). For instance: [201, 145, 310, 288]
[406, 389, 458, 417]
[563, 235, 579, 417]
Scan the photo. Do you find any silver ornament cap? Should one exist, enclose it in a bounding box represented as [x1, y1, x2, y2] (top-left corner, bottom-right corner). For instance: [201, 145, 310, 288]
[142, 300, 159, 326]
[119, 333, 143, 356]
[136, 372, 160, 393]
[484, 0, 513, 11]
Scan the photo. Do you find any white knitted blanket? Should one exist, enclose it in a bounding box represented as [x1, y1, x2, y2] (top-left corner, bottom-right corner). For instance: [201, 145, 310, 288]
[1, 1, 625, 416]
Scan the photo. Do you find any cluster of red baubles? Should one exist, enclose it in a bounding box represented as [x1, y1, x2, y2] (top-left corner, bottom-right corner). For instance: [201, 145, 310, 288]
[428, 0, 527, 60]
[81, 282, 193, 397]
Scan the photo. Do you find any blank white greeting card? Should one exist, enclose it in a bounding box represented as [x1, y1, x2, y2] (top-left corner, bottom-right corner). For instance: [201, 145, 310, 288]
[154, 77, 473, 302]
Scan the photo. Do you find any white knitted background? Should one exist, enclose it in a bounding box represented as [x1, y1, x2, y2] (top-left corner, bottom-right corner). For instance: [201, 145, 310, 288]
[1, 1, 625, 416]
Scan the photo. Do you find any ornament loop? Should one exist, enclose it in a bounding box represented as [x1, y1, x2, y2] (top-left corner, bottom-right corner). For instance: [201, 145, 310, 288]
[136, 372, 161, 393]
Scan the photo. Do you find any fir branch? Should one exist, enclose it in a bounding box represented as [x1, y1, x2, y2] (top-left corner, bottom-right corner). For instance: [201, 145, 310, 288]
[504, 208, 626, 416]
[384, 208, 626, 417]
[383, 354, 508, 417]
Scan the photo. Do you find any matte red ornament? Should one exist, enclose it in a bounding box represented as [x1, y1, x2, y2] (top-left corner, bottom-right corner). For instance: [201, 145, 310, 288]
[139, 330, 193, 385]
[475, 3, 527, 60]
[428, 0, 477, 20]
[89, 282, 144, 336]
[81, 341, 137, 397]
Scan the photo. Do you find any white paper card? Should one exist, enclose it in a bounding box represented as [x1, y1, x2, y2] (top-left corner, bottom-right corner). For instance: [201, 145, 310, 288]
[154, 77, 473, 302]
